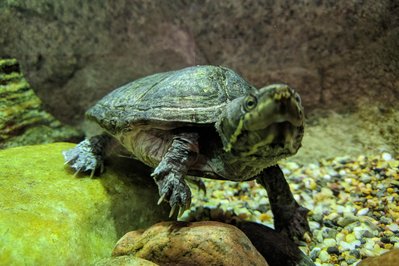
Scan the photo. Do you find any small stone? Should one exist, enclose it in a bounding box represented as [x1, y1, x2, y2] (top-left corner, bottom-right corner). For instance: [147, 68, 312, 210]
[312, 213, 324, 223]
[336, 156, 351, 164]
[340, 240, 361, 251]
[323, 238, 337, 247]
[384, 243, 393, 249]
[327, 246, 340, 255]
[380, 236, 391, 243]
[284, 161, 300, 170]
[390, 236, 399, 243]
[358, 216, 380, 231]
[335, 232, 345, 243]
[357, 208, 369, 216]
[387, 223, 399, 232]
[382, 152, 393, 161]
[322, 227, 338, 239]
[380, 216, 393, 224]
[323, 219, 336, 228]
[324, 212, 339, 222]
[353, 227, 366, 239]
[304, 177, 317, 190]
[345, 232, 356, 242]
[310, 247, 321, 260]
[339, 169, 347, 176]
[309, 221, 321, 231]
[349, 249, 361, 258]
[337, 214, 358, 227]
[360, 174, 372, 183]
[352, 224, 377, 239]
[315, 230, 324, 243]
[258, 212, 272, 222]
[361, 239, 376, 255]
[346, 256, 360, 265]
[319, 249, 331, 263]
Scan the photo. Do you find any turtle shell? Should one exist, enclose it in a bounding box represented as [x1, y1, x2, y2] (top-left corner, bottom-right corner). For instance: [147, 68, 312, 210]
[86, 65, 256, 134]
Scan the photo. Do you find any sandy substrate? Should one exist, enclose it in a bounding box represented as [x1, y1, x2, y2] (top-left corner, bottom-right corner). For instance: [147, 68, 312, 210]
[291, 105, 399, 164]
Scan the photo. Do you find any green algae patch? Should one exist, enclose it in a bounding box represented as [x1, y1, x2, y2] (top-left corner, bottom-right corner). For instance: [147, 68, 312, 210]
[0, 142, 170, 265]
[0, 58, 81, 148]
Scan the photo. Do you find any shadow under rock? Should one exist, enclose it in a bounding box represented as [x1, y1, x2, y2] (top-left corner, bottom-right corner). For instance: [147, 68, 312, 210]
[184, 206, 315, 266]
[235, 221, 315, 266]
[98, 156, 172, 238]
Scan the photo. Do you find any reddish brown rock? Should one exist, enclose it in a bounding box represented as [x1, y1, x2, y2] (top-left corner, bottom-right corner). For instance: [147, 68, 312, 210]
[358, 249, 399, 266]
[112, 221, 268, 266]
[97, 255, 159, 266]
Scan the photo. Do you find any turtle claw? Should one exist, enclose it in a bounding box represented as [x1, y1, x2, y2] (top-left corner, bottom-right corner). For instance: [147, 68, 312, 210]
[169, 204, 188, 218]
[169, 204, 178, 218]
[157, 193, 167, 205]
[185, 176, 207, 195]
[178, 204, 188, 217]
[73, 168, 82, 178]
[152, 167, 192, 218]
[90, 168, 96, 178]
[63, 139, 104, 177]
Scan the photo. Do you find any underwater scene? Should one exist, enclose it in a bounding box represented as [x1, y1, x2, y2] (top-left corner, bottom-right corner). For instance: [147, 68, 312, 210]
[1, 1, 398, 265]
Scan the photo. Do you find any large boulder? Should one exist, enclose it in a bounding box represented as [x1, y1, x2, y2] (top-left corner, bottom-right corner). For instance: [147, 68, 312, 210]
[0, 143, 170, 265]
[109, 221, 268, 266]
[0, 1, 398, 125]
[358, 249, 399, 266]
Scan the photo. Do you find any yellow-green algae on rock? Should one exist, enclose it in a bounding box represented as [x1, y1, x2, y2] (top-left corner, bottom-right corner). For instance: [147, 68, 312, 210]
[0, 58, 81, 148]
[0, 142, 170, 265]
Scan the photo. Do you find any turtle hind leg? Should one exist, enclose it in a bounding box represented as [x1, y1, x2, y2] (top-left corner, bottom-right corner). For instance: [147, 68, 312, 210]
[256, 165, 310, 242]
[63, 134, 112, 177]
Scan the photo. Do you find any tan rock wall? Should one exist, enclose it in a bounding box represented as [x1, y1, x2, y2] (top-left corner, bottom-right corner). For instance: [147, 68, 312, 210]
[1, 0, 398, 124]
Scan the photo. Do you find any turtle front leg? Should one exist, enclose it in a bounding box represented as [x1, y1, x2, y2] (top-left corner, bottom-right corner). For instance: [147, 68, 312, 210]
[63, 134, 112, 177]
[256, 165, 310, 242]
[151, 132, 199, 217]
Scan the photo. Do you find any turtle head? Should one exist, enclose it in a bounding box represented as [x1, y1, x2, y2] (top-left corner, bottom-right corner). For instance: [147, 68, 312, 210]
[217, 84, 304, 159]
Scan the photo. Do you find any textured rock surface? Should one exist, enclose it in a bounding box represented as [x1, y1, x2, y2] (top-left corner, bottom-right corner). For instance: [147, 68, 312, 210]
[0, 58, 81, 148]
[0, 143, 170, 265]
[96, 255, 159, 266]
[112, 221, 268, 266]
[0, 0, 398, 125]
[358, 248, 399, 266]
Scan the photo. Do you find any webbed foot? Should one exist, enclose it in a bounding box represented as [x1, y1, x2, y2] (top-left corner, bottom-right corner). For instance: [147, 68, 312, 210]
[152, 164, 192, 217]
[275, 204, 311, 242]
[257, 165, 311, 242]
[63, 135, 110, 177]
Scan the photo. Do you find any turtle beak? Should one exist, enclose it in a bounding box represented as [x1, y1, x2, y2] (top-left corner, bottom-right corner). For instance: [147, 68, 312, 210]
[243, 84, 304, 131]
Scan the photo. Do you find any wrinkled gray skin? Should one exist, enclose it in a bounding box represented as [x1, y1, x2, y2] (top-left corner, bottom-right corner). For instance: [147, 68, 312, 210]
[63, 65, 309, 241]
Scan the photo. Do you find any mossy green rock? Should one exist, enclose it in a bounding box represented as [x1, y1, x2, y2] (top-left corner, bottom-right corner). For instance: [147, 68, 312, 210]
[0, 58, 81, 148]
[0, 142, 170, 265]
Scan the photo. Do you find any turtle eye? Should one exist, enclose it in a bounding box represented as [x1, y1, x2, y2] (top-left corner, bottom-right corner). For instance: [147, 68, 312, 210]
[244, 95, 257, 111]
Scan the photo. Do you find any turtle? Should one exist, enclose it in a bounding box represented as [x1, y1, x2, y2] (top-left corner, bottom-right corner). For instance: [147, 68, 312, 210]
[63, 65, 309, 240]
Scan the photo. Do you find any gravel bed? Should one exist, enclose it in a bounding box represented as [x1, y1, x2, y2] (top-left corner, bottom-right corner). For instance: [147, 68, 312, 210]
[181, 152, 399, 265]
